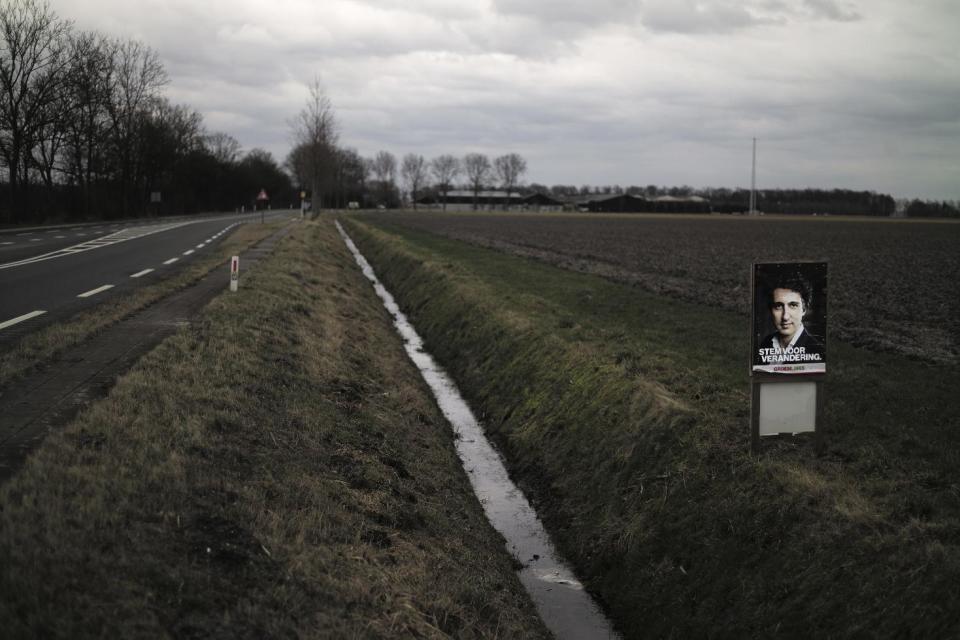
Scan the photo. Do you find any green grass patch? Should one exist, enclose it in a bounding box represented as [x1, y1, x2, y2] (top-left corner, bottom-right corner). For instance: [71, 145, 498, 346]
[344, 215, 960, 638]
[0, 221, 287, 388]
[0, 220, 548, 639]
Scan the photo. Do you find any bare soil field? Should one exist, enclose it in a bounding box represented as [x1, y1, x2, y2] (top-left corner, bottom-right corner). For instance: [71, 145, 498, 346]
[375, 212, 959, 364]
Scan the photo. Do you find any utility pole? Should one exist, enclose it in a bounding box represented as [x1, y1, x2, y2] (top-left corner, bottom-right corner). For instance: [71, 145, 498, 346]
[749, 137, 757, 215]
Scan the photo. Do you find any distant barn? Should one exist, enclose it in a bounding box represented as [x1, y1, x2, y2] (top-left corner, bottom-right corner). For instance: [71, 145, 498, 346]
[419, 190, 564, 212]
[582, 194, 711, 214]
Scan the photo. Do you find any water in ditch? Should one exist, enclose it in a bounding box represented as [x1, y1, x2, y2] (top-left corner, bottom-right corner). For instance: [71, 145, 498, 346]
[337, 222, 620, 640]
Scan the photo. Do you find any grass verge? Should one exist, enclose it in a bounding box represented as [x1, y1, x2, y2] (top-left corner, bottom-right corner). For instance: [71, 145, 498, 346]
[0, 219, 549, 639]
[0, 220, 287, 388]
[343, 215, 960, 638]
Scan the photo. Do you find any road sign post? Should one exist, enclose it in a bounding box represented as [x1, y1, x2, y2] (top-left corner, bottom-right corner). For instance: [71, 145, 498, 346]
[230, 256, 239, 292]
[256, 188, 269, 223]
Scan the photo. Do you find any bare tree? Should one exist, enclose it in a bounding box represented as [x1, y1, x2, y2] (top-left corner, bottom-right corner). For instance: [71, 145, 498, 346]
[140, 98, 204, 211]
[109, 38, 167, 216]
[290, 77, 338, 212]
[400, 153, 427, 209]
[494, 153, 527, 210]
[0, 0, 74, 222]
[462, 152, 490, 211]
[332, 147, 365, 208]
[370, 150, 396, 207]
[430, 154, 459, 211]
[371, 150, 396, 183]
[62, 31, 116, 218]
[205, 132, 241, 165]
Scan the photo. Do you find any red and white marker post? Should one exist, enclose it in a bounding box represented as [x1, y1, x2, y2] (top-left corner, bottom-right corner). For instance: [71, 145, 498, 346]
[230, 255, 239, 291]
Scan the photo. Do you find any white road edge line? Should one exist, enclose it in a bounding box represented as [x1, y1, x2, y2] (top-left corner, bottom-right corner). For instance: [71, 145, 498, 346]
[77, 284, 114, 298]
[130, 268, 154, 278]
[0, 310, 46, 330]
[163, 258, 179, 265]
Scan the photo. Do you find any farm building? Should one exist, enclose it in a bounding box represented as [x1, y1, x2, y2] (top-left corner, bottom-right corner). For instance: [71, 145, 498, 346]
[420, 190, 565, 212]
[583, 194, 711, 214]
[521, 192, 565, 211]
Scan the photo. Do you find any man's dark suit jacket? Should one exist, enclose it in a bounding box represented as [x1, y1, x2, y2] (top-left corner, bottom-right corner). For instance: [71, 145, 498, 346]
[761, 329, 824, 355]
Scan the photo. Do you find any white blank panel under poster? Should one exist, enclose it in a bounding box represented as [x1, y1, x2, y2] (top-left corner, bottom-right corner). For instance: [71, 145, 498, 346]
[758, 381, 817, 436]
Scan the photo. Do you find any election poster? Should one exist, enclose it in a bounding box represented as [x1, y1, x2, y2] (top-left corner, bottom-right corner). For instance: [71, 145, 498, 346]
[751, 262, 827, 375]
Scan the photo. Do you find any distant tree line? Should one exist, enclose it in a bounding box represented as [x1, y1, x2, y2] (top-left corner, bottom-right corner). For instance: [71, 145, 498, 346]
[0, 0, 293, 225]
[705, 188, 897, 216]
[525, 184, 908, 217]
[902, 199, 959, 219]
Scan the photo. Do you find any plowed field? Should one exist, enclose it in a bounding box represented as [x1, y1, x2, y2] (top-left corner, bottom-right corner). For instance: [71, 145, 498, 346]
[370, 212, 960, 364]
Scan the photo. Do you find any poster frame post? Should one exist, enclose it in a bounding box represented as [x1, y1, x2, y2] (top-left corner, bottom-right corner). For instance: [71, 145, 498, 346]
[749, 260, 828, 454]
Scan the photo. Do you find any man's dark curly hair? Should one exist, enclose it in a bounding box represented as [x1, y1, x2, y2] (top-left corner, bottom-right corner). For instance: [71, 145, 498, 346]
[767, 273, 813, 311]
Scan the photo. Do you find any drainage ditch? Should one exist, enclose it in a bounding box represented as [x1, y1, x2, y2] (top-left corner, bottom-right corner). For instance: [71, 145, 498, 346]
[337, 221, 620, 640]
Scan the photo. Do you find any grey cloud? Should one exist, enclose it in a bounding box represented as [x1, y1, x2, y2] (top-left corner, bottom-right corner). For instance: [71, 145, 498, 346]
[640, 1, 761, 34]
[356, 0, 483, 21]
[637, 0, 862, 34]
[803, 0, 861, 22]
[492, 0, 642, 26]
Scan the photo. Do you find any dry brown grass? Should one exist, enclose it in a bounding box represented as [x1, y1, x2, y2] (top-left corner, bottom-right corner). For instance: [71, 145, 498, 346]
[0, 220, 548, 638]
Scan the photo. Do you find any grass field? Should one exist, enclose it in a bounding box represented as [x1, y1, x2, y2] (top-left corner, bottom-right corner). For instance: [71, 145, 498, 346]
[0, 221, 548, 639]
[344, 212, 960, 638]
[376, 211, 960, 364]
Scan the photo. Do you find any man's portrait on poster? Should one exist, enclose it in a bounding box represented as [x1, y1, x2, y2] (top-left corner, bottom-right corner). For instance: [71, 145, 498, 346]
[752, 263, 827, 375]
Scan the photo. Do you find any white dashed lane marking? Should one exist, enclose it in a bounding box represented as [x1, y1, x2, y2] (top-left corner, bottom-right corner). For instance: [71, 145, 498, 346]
[130, 268, 154, 278]
[77, 284, 114, 298]
[0, 310, 47, 330]
[183, 249, 194, 256]
[163, 258, 179, 265]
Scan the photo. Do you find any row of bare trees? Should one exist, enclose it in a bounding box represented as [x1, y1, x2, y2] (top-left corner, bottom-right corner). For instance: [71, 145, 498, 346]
[286, 85, 529, 210]
[0, 0, 293, 224]
[395, 151, 528, 210]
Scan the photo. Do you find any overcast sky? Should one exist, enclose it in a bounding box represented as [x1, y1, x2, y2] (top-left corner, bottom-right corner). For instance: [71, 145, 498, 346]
[52, 0, 959, 200]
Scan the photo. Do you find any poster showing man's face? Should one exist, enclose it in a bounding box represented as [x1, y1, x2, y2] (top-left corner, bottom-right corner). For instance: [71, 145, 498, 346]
[752, 263, 827, 375]
[770, 287, 806, 346]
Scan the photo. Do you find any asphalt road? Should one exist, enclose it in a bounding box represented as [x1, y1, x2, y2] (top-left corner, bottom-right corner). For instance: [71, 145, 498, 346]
[0, 210, 297, 341]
